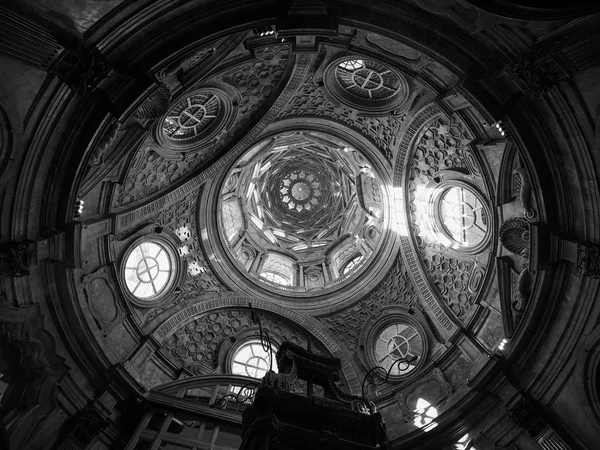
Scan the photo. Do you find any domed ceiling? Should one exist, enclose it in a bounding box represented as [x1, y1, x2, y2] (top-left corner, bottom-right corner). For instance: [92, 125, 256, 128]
[73, 24, 506, 433]
[4, 2, 600, 449]
[218, 130, 386, 294]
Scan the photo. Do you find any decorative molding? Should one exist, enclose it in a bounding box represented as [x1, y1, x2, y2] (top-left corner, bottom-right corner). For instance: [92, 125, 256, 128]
[78, 266, 127, 336]
[392, 104, 459, 336]
[499, 218, 529, 258]
[162, 307, 324, 376]
[320, 258, 419, 350]
[116, 51, 312, 226]
[0, 3, 65, 70]
[277, 72, 409, 161]
[152, 294, 361, 395]
[134, 86, 171, 120]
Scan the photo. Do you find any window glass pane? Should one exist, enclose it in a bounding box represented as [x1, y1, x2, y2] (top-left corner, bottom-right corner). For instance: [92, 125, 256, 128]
[124, 241, 174, 299]
[373, 324, 422, 376]
[439, 187, 487, 247]
[231, 340, 278, 379]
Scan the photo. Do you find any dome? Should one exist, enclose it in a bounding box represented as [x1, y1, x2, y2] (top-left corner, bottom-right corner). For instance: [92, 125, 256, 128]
[1, 2, 600, 450]
[217, 130, 388, 296]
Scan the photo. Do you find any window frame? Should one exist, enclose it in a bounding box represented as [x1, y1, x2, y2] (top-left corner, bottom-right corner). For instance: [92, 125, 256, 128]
[227, 338, 279, 380]
[119, 234, 183, 308]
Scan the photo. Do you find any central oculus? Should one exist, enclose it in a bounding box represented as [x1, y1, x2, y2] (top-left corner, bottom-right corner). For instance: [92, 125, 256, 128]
[280, 171, 321, 212]
[290, 181, 311, 202]
[218, 130, 386, 294]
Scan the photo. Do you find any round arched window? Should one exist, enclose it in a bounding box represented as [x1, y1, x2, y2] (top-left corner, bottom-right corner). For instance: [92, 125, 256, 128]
[157, 87, 230, 150]
[438, 186, 488, 248]
[335, 59, 402, 102]
[324, 56, 410, 113]
[374, 323, 423, 376]
[123, 241, 175, 300]
[230, 340, 278, 379]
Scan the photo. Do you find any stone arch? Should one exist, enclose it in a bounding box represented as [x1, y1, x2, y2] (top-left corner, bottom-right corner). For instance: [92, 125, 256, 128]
[152, 292, 362, 395]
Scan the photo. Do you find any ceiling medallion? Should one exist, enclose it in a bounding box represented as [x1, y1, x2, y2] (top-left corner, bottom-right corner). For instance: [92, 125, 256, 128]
[324, 56, 410, 114]
[215, 129, 391, 297]
[279, 170, 322, 213]
[158, 87, 230, 150]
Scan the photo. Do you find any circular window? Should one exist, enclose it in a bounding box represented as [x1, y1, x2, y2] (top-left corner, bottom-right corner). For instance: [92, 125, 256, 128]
[438, 186, 489, 248]
[374, 323, 423, 376]
[335, 59, 401, 102]
[324, 56, 410, 113]
[124, 241, 174, 299]
[231, 340, 278, 379]
[158, 87, 230, 150]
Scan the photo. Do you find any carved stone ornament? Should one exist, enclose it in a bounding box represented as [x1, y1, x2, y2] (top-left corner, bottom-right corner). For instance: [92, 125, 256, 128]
[513, 267, 532, 314]
[90, 120, 121, 166]
[134, 86, 172, 120]
[155, 46, 216, 93]
[161, 308, 319, 375]
[499, 218, 530, 257]
[513, 168, 536, 219]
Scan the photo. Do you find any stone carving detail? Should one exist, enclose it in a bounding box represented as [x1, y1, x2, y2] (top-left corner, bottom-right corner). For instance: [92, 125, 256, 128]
[0, 240, 34, 277]
[125, 189, 229, 324]
[113, 45, 291, 208]
[408, 116, 472, 187]
[407, 115, 488, 321]
[156, 189, 226, 292]
[78, 267, 127, 336]
[162, 308, 323, 374]
[513, 267, 532, 314]
[424, 255, 476, 318]
[134, 86, 171, 119]
[277, 76, 406, 161]
[116, 53, 312, 228]
[90, 120, 121, 167]
[320, 259, 419, 350]
[504, 56, 569, 97]
[365, 33, 424, 64]
[513, 168, 536, 219]
[156, 46, 217, 93]
[499, 218, 530, 257]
